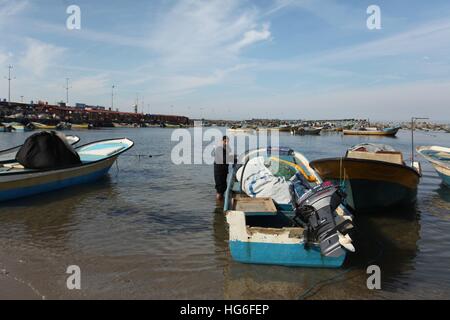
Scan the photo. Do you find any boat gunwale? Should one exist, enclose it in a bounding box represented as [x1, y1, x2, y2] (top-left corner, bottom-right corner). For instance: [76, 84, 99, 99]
[417, 146, 450, 170]
[310, 156, 422, 178]
[0, 137, 133, 177]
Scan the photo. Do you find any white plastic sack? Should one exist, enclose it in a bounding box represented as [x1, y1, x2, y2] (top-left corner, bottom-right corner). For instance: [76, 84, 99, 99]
[236, 156, 292, 204]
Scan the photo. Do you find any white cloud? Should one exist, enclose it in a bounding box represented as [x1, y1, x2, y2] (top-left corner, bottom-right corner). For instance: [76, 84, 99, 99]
[70, 75, 110, 96]
[147, 0, 271, 66]
[0, 50, 9, 65]
[19, 38, 66, 76]
[256, 19, 450, 73]
[0, 0, 28, 17]
[229, 23, 271, 52]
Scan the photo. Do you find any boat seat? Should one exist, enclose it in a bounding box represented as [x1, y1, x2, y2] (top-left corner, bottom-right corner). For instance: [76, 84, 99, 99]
[347, 150, 404, 165]
[232, 197, 277, 215]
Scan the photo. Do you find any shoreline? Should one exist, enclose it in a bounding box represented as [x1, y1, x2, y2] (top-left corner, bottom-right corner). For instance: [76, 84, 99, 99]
[0, 258, 43, 300]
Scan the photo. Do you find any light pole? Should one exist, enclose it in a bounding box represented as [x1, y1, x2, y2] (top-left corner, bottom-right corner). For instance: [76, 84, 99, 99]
[111, 85, 115, 110]
[64, 78, 71, 105]
[5, 65, 14, 105]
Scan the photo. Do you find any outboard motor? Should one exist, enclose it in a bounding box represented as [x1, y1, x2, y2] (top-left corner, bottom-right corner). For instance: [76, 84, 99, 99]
[290, 181, 355, 257]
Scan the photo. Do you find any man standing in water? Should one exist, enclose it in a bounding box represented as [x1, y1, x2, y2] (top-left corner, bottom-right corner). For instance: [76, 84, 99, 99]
[214, 136, 234, 201]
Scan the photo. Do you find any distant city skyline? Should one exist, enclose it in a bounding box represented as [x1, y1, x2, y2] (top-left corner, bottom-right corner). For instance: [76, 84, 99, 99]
[1, 0, 450, 121]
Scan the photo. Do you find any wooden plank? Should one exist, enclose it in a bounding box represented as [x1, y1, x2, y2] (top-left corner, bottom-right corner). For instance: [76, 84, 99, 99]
[233, 197, 277, 213]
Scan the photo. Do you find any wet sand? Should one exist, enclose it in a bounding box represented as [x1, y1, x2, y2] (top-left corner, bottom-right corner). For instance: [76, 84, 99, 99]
[0, 257, 43, 300]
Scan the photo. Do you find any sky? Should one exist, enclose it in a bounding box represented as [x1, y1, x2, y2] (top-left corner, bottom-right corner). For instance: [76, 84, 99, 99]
[1, 0, 450, 121]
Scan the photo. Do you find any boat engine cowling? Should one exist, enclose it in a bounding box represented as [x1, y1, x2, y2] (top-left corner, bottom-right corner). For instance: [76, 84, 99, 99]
[290, 181, 355, 257]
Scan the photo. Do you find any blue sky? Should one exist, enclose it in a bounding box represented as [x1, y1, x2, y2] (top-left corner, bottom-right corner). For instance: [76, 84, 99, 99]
[1, 0, 450, 121]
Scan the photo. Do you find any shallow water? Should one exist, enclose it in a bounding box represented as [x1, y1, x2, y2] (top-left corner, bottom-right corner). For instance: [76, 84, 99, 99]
[0, 128, 449, 299]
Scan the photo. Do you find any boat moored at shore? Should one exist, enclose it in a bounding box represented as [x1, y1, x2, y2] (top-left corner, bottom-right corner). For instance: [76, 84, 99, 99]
[417, 146, 450, 187]
[0, 138, 133, 202]
[224, 147, 355, 268]
[310, 143, 421, 212]
[291, 126, 322, 135]
[343, 127, 400, 137]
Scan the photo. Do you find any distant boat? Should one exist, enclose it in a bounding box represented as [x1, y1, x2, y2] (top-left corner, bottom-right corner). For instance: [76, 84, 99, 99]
[343, 127, 400, 137]
[112, 122, 139, 128]
[71, 123, 91, 130]
[228, 127, 255, 134]
[32, 122, 57, 130]
[417, 146, 450, 187]
[291, 127, 322, 135]
[0, 123, 13, 132]
[6, 122, 34, 132]
[161, 123, 183, 129]
[56, 122, 72, 130]
[0, 138, 133, 202]
[310, 143, 421, 212]
[0, 135, 80, 164]
[224, 147, 355, 268]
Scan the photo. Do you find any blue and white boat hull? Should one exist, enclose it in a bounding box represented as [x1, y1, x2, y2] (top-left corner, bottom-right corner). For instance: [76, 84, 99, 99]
[0, 157, 116, 202]
[417, 146, 450, 187]
[0, 138, 133, 202]
[226, 212, 346, 268]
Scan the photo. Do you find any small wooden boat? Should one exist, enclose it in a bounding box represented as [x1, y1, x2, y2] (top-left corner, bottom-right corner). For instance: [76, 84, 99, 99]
[224, 147, 355, 268]
[161, 123, 184, 129]
[417, 146, 450, 187]
[310, 143, 421, 212]
[71, 123, 91, 130]
[0, 138, 133, 202]
[0, 123, 13, 132]
[32, 122, 57, 130]
[5, 122, 34, 132]
[291, 127, 322, 135]
[343, 127, 400, 136]
[56, 122, 72, 130]
[112, 122, 135, 128]
[227, 127, 255, 134]
[0, 135, 80, 164]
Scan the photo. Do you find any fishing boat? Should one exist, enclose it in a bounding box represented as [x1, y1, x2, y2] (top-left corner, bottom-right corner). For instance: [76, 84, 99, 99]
[417, 146, 450, 187]
[0, 135, 80, 164]
[291, 127, 322, 135]
[56, 122, 72, 130]
[0, 123, 13, 132]
[161, 123, 184, 129]
[32, 122, 57, 130]
[0, 138, 133, 202]
[310, 143, 421, 212]
[5, 122, 34, 132]
[224, 147, 355, 268]
[71, 123, 91, 130]
[228, 127, 255, 134]
[343, 127, 400, 137]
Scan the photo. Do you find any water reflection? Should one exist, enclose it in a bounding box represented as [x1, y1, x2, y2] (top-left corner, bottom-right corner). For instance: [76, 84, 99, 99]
[0, 176, 118, 251]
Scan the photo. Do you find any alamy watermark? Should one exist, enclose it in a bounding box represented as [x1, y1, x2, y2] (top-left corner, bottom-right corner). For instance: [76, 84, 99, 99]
[367, 5, 382, 30]
[170, 121, 280, 166]
[66, 5, 81, 30]
[366, 265, 381, 290]
[66, 265, 81, 290]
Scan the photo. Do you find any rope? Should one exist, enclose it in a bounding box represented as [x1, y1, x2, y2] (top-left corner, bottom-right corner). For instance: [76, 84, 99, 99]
[270, 157, 317, 182]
